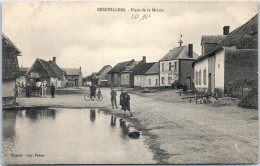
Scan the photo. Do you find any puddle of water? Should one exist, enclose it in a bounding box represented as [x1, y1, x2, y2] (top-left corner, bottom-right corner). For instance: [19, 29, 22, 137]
[2, 108, 155, 164]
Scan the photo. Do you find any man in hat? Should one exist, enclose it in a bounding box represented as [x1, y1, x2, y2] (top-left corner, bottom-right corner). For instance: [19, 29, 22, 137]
[123, 90, 133, 116]
[50, 83, 55, 98]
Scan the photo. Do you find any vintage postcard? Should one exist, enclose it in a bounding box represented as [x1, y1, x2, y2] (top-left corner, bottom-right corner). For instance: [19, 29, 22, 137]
[2, 1, 258, 165]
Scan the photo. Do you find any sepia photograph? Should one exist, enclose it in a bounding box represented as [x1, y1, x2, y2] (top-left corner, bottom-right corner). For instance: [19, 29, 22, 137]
[2, 1, 258, 165]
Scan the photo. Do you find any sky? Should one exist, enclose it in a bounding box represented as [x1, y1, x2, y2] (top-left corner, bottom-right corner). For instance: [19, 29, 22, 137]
[2, 1, 258, 77]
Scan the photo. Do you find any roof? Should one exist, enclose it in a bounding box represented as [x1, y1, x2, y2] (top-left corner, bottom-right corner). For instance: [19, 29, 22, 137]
[27, 58, 65, 78]
[201, 35, 226, 44]
[96, 65, 112, 75]
[2, 33, 22, 55]
[62, 68, 81, 76]
[2, 34, 21, 80]
[195, 14, 258, 63]
[160, 45, 199, 61]
[19, 67, 29, 76]
[108, 59, 135, 74]
[145, 62, 159, 75]
[132, 62, 155, 75]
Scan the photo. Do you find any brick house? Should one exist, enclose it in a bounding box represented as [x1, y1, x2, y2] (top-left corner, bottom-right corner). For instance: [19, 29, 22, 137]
[193, 14, 258, 97]
[2, 33, 22, 106]
[159, 44, 199, 88]
[26, 57, 66, 88]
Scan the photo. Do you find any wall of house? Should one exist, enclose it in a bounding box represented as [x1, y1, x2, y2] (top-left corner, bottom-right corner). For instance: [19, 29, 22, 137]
[113, 74, 118, 86]
[134, 75, 142, 87]
[121, 73, 130, 87]
[194, 58, 208, 92]
[2, 80, 16, 106]
[159, 60, 179, 86]
[179, 60, 195, 88]
[208, 56, 216, 93]
[141, 75, 147, 87]
[146, 74, 159, 87]
[78, 72, 83, 87]
[224, 49, 258, 98]
[214, 49, 225, 97]
[107, 74, 111, 86]
[117, 74, 121, 86]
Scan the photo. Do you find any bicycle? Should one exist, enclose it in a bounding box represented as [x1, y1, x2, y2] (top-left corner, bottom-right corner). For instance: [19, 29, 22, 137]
[84, 91, 103, 101]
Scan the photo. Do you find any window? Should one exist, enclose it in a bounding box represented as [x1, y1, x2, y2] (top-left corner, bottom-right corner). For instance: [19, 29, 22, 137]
[161, 77, 165, 85]
[169, 62, 172, 71]
[162, 63, 164, 71]
[174, 62, 177, 70]
[203, 69, 207, 85]
[195, 71, 198, 85]
[199, 70, 202, 85]
[168, 77, 172, 85]
[155, 79, 158, 85]
[149, 79, 151, 85]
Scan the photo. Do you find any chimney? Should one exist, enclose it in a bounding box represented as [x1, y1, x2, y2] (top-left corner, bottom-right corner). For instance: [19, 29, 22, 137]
[143, 56, 146, 63]
[188, 44, 193, 58]
[53, 57, 56, 64]
[80, 67, 81, 72]
[223, 26, 230, 35]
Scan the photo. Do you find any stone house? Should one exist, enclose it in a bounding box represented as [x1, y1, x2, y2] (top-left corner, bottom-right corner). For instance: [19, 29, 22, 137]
[2, 33, 22, 106]
[193, 14, 258, 97]
[107, 59, 136, 87]
[144, 62, 160, 87]
[62, 67, 83, 87]
[159, 44, 199, 88]
[133, 62, 155, 87]
[95, 65, 112, 86]
[26, 57, 66, 88]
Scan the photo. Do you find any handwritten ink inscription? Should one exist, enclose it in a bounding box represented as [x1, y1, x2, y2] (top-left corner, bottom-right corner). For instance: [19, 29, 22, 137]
[131, 13, 150, 22]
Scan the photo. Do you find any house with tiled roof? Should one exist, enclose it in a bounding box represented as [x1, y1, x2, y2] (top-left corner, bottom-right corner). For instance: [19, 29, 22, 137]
[193, 14, 258, 97]
[144, 62, 160, 87]
[107, 59, 136, 87]
[62, 67, 83, 87]
[26, 57, 66, 88]
[120, 56, 146, 87]
[2, 33, 22, 106]
[133, 62, 155, 87]
[95, 65, 112, 86]
[159, 43, 199, 88]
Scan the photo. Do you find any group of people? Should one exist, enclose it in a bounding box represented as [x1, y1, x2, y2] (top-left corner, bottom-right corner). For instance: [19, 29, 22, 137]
[110, 88, 132, 116]
[16, 81, 56, 98]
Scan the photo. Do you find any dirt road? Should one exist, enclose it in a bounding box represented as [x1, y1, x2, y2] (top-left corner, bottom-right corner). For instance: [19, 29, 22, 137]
[16, 87, 258, 164]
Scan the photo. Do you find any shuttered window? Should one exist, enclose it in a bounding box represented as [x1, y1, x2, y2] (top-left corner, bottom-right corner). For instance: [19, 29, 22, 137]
[199, 70, 202, 85]
[203, 69, 207, 85]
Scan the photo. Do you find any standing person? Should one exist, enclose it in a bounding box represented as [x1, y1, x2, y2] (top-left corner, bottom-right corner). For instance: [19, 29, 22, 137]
[50, 83, 55, 98]
[17, 82, 23, 98]
[123, 91, 133, 116]
[120, 89, 125, 110]
[26, 82, 31, 98]
[110, 87, 118, 109]
[42, 81, 48, 98]
[90, 84, 96, 101]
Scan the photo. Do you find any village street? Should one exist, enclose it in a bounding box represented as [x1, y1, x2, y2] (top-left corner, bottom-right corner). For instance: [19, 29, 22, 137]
[16, 87, 258, 164]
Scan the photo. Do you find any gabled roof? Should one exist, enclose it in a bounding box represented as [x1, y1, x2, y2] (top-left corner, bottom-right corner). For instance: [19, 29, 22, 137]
[2, 33, 21, 55]
[132, 62, 155, 75]
[108, 59, 135, 74]
[62, 68, 81, 76]
[160, 45, 199, 61]
[201, 35, 226, 44]
[97, 65, 112, 75]
[26, 58, 65, 78]
[195, 14, 258, 63]
[145, 62, 159, 75]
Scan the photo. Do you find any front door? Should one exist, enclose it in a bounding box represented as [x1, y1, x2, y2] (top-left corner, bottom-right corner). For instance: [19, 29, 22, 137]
[208, 73, 211, 93]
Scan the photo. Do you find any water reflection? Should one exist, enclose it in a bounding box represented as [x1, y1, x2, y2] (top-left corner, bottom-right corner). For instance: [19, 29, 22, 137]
[110, 116, 116, 127]
[25, 108, 56, 120]
[90, 109, 96, 122]
[3, 108, 155, 164]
